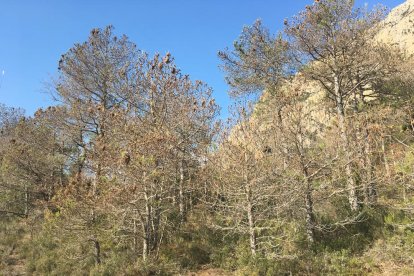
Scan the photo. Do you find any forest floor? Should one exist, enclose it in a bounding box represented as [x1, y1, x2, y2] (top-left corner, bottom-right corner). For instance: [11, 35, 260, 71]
[186, 268, 233, 276]
[0, 246, 25, 276]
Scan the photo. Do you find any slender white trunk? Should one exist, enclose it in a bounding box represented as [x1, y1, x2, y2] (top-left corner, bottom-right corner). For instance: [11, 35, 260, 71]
[246, 189, 257, 256]
[24, 185, 29, 219]
[244, 152, 256, 256]
[363, 126, 376, 205]
[382, 139, 391, 178]
[334, 75, 358, 211]
[133, 210, 137, 253]
[90, 164, 101, 265]
[151, 194, 160, 251]
[142, 223, 149, 262]
[179, 160, 186, 223]
[300, 154, 315, 244]
[142, 189, 151, 262]
[303, 171, 315, 244]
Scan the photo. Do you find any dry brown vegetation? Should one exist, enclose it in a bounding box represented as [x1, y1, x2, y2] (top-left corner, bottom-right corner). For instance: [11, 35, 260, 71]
[1, 1, 414, 275]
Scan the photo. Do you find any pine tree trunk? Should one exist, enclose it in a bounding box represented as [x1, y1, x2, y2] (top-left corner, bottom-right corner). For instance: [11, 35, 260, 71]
[246, 190, 257, 256]
[90, 164, 101, 264]
[300, 156, 315, 244]
[382, 138, 391, 178]
[151, 194, 160, 251]
[244, 152, 256, 256]
[179, 160, 186, 223]
[133, 211, 138, 253]
[303, 173, 315, 244]
[143, 188, 151, 262]
[364, 127, 376, 205]
[24, 185, 29, 219]
[94, 239, 101, 265]
[142, 223, 149, 262]
[335, 75, 358, 211]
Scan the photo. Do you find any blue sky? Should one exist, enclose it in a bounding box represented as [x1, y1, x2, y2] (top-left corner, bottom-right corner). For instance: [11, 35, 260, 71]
[0, 0, 405, 118]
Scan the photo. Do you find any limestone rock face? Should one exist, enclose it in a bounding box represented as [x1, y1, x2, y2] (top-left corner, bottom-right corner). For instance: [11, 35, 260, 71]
[378, 0, 414, 55]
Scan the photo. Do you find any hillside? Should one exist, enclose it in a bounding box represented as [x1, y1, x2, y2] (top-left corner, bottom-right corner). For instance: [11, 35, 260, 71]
[1, 1, 414, 275]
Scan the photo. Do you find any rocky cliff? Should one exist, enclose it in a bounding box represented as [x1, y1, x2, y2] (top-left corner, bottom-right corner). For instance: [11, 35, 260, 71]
[378, 0, 414, 55]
